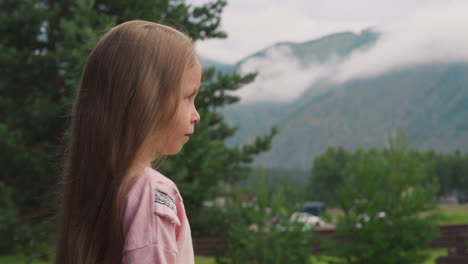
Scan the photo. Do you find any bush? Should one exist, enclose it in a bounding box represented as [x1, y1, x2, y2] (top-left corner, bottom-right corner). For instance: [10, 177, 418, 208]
[216, 169, 316, 264]
[323, 130, 439, 264]
[14, 220, 54, 264]
[0, 182, 18, 254]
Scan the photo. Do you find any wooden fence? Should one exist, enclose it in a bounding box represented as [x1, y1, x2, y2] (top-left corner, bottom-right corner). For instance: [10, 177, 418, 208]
[433, 225, 468, 264]
[193, 224, 468, 263]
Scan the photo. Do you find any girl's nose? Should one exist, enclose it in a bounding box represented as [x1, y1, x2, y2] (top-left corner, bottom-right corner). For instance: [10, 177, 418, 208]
[192, 109, 200, 124]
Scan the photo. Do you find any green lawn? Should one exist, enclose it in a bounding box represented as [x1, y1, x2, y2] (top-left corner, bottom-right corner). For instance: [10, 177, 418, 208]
[326, 204, 468, 225]
[0, 255, 221, 264]
[196, 250, 448, 264]
[196, 256, 216, 264]
[0, 255, 218, 264]
[435, 204, 468, 224]
[0, 250, 449, 264]
[0, 255, 48, 264]
[309, 249, 447, 264]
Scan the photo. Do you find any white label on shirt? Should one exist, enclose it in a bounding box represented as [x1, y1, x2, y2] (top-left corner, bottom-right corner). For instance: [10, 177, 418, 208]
[154, 189, 177, 214]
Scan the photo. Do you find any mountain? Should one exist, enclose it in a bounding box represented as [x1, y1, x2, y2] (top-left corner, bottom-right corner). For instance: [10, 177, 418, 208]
[200, 56, 234, 73]
[234, 30, 378, 68]
[203, 31, 468, 169]
[256, 63, 468, 169]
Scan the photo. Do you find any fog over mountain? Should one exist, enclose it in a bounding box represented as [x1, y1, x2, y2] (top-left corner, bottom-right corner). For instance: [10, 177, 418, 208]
[226, 0, 468, 103]
[200, 1, 468, 169]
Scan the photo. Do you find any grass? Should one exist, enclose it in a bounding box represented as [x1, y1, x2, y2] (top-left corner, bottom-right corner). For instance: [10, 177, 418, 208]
[0, 255, 217, 264]
[195, 250, 448, 264]
[324, 204, 468, 225]
[0, 249, 452, 264]
[310, 249, 447, 264]
[435, 204, 468, 224]
[0, 255, 219, 264]
[0, 255, 48, 264]
[196, 256, 216, 264]
[424, 250, 449, 264]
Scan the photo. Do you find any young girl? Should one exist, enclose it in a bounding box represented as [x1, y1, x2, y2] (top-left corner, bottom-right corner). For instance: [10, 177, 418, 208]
[55, 20, 201, 264]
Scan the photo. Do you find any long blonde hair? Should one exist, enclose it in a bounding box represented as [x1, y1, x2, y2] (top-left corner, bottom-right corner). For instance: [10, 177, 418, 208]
[55, 20, 197, 264]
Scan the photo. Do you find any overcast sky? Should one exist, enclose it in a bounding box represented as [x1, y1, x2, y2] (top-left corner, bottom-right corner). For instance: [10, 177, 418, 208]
[189, 0, 445, 64]
[188, 0, 468, 103]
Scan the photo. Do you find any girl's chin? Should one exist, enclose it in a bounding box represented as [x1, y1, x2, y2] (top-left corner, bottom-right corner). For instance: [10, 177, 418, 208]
[162, 145, 184, 155]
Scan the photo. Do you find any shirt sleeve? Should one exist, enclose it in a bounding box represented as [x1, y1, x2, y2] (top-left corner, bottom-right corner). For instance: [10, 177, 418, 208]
[121, 171, 182, 264]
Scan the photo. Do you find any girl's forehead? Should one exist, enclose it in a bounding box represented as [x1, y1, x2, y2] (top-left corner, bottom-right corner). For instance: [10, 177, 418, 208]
[180, 64, 201, 92]
[191, 60, 202, 75]
[184, 62, 202, 82]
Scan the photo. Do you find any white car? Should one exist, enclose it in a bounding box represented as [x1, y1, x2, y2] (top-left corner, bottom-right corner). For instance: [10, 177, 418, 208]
[290, 212, 334, 230]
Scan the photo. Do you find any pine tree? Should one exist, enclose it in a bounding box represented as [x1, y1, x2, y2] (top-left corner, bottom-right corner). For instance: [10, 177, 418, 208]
[307, 146, 351, 206]
[325, 129, 439, 264]
[0, 0, 276, 250]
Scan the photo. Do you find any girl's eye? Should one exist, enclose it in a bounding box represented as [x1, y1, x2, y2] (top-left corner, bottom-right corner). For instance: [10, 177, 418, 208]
[185, 93, 196, 100]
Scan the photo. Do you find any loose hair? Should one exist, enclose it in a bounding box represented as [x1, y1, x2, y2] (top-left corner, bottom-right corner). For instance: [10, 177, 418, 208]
[55, 20, 196, 264]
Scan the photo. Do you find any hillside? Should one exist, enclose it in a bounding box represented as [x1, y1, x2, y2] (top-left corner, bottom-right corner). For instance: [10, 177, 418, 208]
[255, 64, 468, 169]
[204, 31, 468, 169]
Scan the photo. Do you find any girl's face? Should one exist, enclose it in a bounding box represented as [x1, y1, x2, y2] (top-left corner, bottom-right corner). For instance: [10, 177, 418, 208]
[162, 61, 202, 155]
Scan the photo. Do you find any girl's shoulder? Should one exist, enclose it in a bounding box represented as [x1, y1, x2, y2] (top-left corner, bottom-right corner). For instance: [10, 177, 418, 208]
[126, 166, 183, 209]
[148, 168, 178, 191]
[127, 166, 182, 203]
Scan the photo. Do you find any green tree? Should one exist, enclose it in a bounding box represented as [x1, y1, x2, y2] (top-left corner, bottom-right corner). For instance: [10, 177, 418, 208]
[324, 129, 439, 264]
[0, 0, 276, 254]
[0, 183, 17, 253]
[422, 150, 468, 197]
[307, 146, 351, 206]
[0, 0, 227, 217]
[217, 169, 315, 264]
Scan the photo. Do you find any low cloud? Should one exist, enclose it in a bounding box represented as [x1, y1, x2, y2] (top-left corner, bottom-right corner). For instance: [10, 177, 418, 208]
[235, 45, 336, 103]
[194, 1, 370, 64]
[235, 46, 330, 103]
[334, 0, 468, 82]
[233, 0, 468, 103]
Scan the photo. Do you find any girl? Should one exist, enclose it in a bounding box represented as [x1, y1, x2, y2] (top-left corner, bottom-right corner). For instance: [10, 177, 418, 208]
[55, 20, 201, 264]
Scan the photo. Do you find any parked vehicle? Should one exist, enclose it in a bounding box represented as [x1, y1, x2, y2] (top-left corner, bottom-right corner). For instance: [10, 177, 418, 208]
[290, 201, 334, 230]
[303, 201, 326, 217]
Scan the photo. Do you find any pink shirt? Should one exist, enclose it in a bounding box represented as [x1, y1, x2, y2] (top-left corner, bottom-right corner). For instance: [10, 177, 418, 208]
[121, 166, 195, 264]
